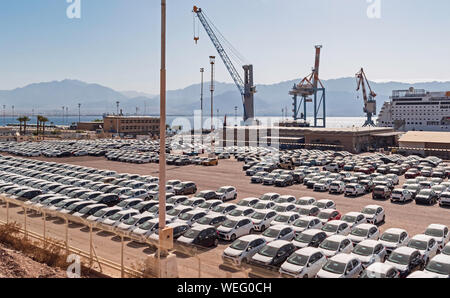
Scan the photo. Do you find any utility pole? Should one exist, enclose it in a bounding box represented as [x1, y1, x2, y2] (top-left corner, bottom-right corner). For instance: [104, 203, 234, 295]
[62, 106, 65, 125]
[158, 0, 167, 254]
[200, 67, 204, 145]
[66, 107, 68, 125]
[209, 56, 215, 154]
[234, 106, 238, 126]
[2, 105, 5, 126]
[78, 103, 81, 123]
[116, 101, 120, 135]
[12, 106, 14, 123]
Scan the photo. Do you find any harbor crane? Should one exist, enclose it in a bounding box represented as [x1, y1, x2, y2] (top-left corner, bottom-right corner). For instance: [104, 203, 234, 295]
[356, 68, 377, 127]
[289, 45, 326, 127]
[193, 6, 256, 123]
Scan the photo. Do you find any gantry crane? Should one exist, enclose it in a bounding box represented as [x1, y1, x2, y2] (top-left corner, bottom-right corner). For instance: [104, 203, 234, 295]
[193, 6, 256, 123]
[356, 68, 377, 127]
[289, 45, 326, 127]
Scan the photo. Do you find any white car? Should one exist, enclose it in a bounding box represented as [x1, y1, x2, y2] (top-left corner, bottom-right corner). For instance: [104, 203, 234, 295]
[215, 186, 237, 201]
[261, 225, 295, 243]
[227, 206, 255, 218]
[439, 192, 450, 207]
[279, 247, 327, 278]
[291, 216, 323, 234]
[292, 229, 327, 249]
[222, 235, 267, 265]
[129, 218, 162, 240]
[424, 254, 450, 278]
[101, 210, 139, 228]
[295, 196, 316, 206]
[424, 224, 449, 250]
[321, 220, 351, 237]
[271, 203, 296, 213]
[407, 234, 439, 263]
[115, 212, 154, 232]
[379, 228, 409, 254]
[391, 188, 413, 203]
[318, 235, 353, 257]
[250, 210, 278, 232]
[344, 183, 365, 197]
[360, 262, 400, 278]
[348, 224, 380, 244]
[195, 199, 223, 212]
[317, 253, 363, 278]
[361, 205, 385, 225]
[313, 199, 336, 210]
[407, 270, 439, 278]
[175, 210, 208, 227]
[351, 239, 387, 268]
[329, 181, 345, 194]
[212, 203, 237, 215]
[340, 212, 366, 228]
[87, 206, 122, 223]
[166, 206, 193, 223]
[270, 212, 299, 226]
[217, 216, 254, 241]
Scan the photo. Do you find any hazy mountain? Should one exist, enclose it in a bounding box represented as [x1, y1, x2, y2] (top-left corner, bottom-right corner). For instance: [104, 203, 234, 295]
[1, 78, 449, 116]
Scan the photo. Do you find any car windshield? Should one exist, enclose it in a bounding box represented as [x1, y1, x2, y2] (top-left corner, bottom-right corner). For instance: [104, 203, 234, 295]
[408, 240, 428, 251]
[319, 240, 339, 251]
[108, 213, 124, 221]
[353, 244, 374, 256]
[92, 209, 108, 218]
[273, 206, 286, 212]
[388, 252, 410, 265]
[123, 217, 139, 225]
[237, 201, 250, 206]
[262, 228, 280, 238]
[217, 188, 227, 193]
[318, 212, 331, 220]
[362, 208, 377, 215]
[183, 229, 201, 239]
[294, 233, 313, 243]
[293, 219, 310, 228]
[78, 206, 94, 214]
[54, 200, 70, 207]
[139, 221, 157, 231]
[66, 203, 83, 211]
[167, 209, 182, 216]
[260, 195, 273, 201]
[425, 261, 450, 275]
[287, 253, 309, 267]
[179, 213, 194, 220]
[425, 228, 444, 238]
[322, 260, 346, 274]
[230, 240, 249, 251]
[229, 210, 244, 217]
[251, 212, 266, 220]
[258, 246, 278, 258]
[117, 200, 133, 208]
[222, 220, 238, 229]
[342, 215, 356, 223]
[274, 215, 289, 222]
[196, 217, 213, 225]
[419, 190, 432, 195]
[148, 206, 159, 213]
[380, 233, 400, 243]
[296, 200, 310, 206]
[198, 202, 214, 209]
[351, 228, 369, 237]
[315, 202, 327, 208]
[322, 224, 339, 233]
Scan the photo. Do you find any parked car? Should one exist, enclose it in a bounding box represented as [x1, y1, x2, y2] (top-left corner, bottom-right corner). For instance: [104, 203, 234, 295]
[291, 229, 327, 249]
[279, 247, 327, 278]
[250, 210, 278, 232]
[249, 240, 297, 270]
[379, 228, 410, 254]
[424, 224, 449, 250]
[317, 254, 363, 278]
[318, 235, 353, 257]
[344, 183, 365, 197]
[174, 181, 197, 195]
[391, 188, 413, 203]
[177, 224, 219, 247]
[348, 224, 380, 244]
[361, 205, 385, 225]
[384, 247, 425, 277]
[407, 234, 439, 264]
[222, 235, 267, 265]
[415, 189, 438, 205]
[360, 262, 400, 278]
[372, 185, 391, 200]
[424, 254, 450, 278]
[351, 239, 387, 268]
[215, 186, 237, 201]
[217, 216, 254, 241]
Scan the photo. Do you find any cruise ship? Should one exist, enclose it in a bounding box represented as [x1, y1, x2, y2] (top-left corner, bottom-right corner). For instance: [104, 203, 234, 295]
[377, 87, 450, 131]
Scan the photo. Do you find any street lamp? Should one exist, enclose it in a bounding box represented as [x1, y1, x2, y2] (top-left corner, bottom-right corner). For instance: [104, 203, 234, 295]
[116, 101, 120, 135]
[78, 103, 81, 123]
[200, 67, 204, 145]
[209, 56, 215, 154]
[158, 0, 167, 256]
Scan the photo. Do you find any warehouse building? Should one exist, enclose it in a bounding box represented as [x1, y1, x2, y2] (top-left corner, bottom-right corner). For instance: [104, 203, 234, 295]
[397, 131, 450, 159]
[103, 115, 160, 137]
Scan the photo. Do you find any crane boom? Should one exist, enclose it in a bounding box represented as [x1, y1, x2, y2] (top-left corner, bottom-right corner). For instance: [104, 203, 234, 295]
[193, 6, 256, 122]
[356, 68, 377, 127]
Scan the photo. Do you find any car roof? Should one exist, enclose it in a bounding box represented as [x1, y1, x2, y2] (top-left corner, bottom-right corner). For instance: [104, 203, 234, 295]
[354, 223, 377, 230]
[384, 228, 407, 234]
[190, 224, 215, 231]
[268, 224, 292, 230]
[326, 235, 349, 242]
[266, 240, 291, 248]
[427, 223, 448, 230]
[392, 246, 417, 255]
[301, 228, 324, 236]
[330, 253, 357, 263]
[345, 212, 364, 217]
[295, 247, 322, 256]
[430, 254, 450, 264]
[411, 234, 434, 242]
[325, 220, 347, 226]
[357, 239, 381, 247]
[366, 262, 395, 274]
[239, 234, 265, 242]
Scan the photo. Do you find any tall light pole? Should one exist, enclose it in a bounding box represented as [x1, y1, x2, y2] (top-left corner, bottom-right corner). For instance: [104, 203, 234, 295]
[200, 67, 204, 145]
[3, 105, 5, 126]
[235, 106, 238, 126]
[209, 56, 215, 153]
[78, 103, 81, 123]
[66, 107, 68, 125]
[12, 106, 14, 123]
[158, 0, 167, 254]
[116, 101, 120, 135]
[62, 106, 65, 125]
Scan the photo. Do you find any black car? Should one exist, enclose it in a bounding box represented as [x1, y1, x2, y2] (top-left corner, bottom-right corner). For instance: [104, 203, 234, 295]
[132, 201, 159, 213]
[178, 225, 219, 247]
[92, 194, 120, 207]
[249, 240, 297, 270]
[274, 175, 294, 187]
[174, 181, 197, 195]
[15, 189, 43, 202]
[196, 190, 217, 200]
[415, 189, 438, 205]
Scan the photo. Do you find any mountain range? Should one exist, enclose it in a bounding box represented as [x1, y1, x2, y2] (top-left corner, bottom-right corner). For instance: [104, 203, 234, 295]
[1, 78, 449, 117]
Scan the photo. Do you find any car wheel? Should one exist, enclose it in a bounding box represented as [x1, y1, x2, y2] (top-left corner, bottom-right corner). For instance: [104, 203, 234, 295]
[303, 274, 308, 279]
[230, 234, 236, 242]
[261, 225, 266, 232]
[249, 228, 254, 234]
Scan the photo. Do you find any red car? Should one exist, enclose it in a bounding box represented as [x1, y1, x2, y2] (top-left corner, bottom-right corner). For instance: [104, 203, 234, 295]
[405, 168, 421, 179]
[317, 209, 341, 224]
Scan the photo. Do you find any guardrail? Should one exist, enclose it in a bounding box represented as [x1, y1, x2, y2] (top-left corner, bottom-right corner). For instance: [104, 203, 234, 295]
[0, 195, 148, 278]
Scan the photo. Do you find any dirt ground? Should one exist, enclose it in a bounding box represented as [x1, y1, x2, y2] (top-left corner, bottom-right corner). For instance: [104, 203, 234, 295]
[0, 242, 66, 278]
[1, 154, 449, 278]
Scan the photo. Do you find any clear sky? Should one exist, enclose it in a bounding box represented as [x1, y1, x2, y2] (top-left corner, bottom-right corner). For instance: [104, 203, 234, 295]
[1, 0, 449, 94]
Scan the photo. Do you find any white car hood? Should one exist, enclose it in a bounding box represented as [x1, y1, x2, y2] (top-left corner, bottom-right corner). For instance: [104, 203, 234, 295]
[385, 260, 408, 272]
[351, 253, 373, 264]
[177, 236, 194, 244]
[318, 248, 338, 257]
[252, 254, 272, 265]
[292, 240, 308, 248]
[223, 247, 243, 258]
[317, 269, 343, 278]
[217, 227, 233, 233]
[348, 235, 366, 243]
[280, 262, 304, 274]
[379, 240, 398, 249]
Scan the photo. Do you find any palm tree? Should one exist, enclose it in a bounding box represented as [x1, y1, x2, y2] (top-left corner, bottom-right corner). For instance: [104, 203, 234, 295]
[36, 115, 42, 135]
[16, 117, 23, 135]
[23, 116, 30, 135]
[41, 116, 49, 139]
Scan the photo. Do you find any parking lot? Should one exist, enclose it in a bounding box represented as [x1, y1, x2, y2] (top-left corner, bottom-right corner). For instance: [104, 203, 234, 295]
[0, 151, 448, 278]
